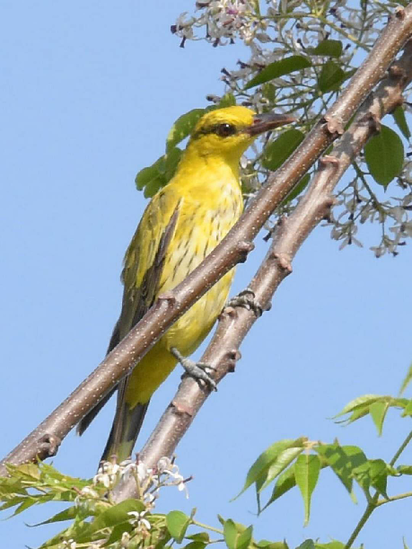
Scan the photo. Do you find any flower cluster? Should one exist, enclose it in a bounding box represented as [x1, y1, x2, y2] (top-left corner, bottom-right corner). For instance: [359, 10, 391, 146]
[92, 456, 189, 508]
[59, 457, 190, 548]
[328, 171, 412, 257]
[172, 1, 261, 46]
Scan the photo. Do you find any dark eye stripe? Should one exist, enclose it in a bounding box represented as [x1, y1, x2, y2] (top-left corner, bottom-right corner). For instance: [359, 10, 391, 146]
[192, 122, 239, 140]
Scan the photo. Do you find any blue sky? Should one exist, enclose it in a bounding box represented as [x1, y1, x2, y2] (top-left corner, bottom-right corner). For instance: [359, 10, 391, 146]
[0, 1, 411, 548]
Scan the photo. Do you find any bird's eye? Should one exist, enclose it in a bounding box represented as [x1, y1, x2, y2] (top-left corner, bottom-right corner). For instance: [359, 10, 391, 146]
[215, 123, 237, 137]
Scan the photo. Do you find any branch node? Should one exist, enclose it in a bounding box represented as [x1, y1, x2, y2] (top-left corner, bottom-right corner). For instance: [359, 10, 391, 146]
[228, 349, 242, 361]
[157, 291, 177, 307]
[273, 252, 293, 273]
[367, 111, 382, 134]
[171, 400, 194, 418]
[395, 6, 406, 19]
[319, 155, 340, 168]
[322, 196, 337, 221]
[226, 349, 241, 372]
[236, 240, 255, 262]
[323, 115, 344, 136]
[218, 305, 238, 320]
[38, 433, 61, 458]
[389, 64, 406, 79]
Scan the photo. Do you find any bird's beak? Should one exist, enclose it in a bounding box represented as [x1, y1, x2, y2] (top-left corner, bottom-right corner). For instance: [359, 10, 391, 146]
[246, 112, 296, 136]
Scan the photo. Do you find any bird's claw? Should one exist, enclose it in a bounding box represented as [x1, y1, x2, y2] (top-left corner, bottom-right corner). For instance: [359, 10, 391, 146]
[226, 288, 263, 317]
[171, 348, 217, 391]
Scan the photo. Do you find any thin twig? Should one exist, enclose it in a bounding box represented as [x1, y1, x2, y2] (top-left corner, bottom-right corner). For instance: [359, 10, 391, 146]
[345, 428, 412, 548]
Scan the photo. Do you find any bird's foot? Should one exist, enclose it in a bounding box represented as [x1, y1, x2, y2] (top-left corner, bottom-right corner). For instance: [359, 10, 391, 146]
[171, 347, 217, 392]
[226, 288, 263, 317]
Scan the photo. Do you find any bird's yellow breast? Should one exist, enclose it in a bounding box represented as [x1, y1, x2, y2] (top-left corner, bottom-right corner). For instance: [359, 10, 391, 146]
[158, 155, 243, 355]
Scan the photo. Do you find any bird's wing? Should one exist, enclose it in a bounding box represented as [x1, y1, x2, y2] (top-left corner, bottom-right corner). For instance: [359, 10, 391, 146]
[116, 187, 182, 342]
[77, 188, 181, 436]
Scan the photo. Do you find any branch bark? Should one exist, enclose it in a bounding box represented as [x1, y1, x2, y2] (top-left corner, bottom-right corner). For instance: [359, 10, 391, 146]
[2, 5, 412, 476]
[112, 40, 412, 501]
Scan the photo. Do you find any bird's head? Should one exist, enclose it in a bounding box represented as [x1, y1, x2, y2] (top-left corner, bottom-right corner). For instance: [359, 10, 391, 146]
[188, 106, 295, 162]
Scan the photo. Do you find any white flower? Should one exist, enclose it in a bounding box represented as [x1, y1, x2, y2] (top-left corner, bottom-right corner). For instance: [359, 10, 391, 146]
[58, 540, 77, 549]
[128, 510, 151, 530]
[121, 531, 130, 548]
[93, 460, 121, 489]
[157, 456, 173, 474]
[144, 491, 157, 506]
[79, 486, 99, 498]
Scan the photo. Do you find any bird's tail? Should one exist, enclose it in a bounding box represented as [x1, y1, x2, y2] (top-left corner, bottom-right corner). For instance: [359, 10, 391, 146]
[100, 399, 149, 464]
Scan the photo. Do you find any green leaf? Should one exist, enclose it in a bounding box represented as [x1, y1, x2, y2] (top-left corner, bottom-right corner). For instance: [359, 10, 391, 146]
[315, 542, 346, 549]
[313, 40, 343, 58]
[9, 497, 37, 517]
[392, 106, 411, 139]
[224, 520, 253, 549]
[73, 499, 146, 544]
[316, 444, 367, 502]
[105, 522, 134, 546]
[166, 510, 191, 543]
[397, 464, 412, 475]
[399, 364, 412, 396]
[369, 401, 390, 436]
[401, 399, 412, 417]
[30, 506, 79, 526]
[297, 541, 315, 549]
[364, 125, 404, 187]
[135, 146, 183, 198]
[167, 109, 206, 152]
[245, 56, 311, 90]
[236, 439, 303, 497]
[256, 541, 289, 549]
[184, 542, 207, 549]
[135, 163, 166, 198]
[318, 61, 350, 93]
[256, 446, 305, 492]
[217, 514, 226, 526]
[264, 466, 296, 508]
[186, 533, 210, 542]
[93, 498, 145, 530]
[353, 459, 389, 498]
[294, 454, 321, 525]
[335, 394, 383, 418]
[262, 129, 305, 171]
[164, 147, 183, 181]
[40, 521, 95, 549]
[403, 538, 410, 549]
[218, 93, 237, 107]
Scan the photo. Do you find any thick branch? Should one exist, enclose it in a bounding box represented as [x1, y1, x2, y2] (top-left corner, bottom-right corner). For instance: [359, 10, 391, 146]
[2, 5, 412, 476]
[112, 39, 412, 501]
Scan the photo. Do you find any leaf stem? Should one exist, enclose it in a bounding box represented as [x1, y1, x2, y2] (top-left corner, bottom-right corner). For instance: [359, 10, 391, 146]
[191, 519, 224, 535]
[345, 497, 378, 549]
[345, 429, 412, 548]
[352, 161, 383, 212]
[376, 491, 412, 507]
[390, 430, 412, 466]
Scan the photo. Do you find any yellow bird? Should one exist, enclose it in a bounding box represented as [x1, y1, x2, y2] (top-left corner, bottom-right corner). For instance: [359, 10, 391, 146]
[77, 106, 293, 463]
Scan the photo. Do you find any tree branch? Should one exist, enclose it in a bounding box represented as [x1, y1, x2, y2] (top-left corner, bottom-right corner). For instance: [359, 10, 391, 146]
[112, 38, 412, 501]
[2, 5, 412, 476]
